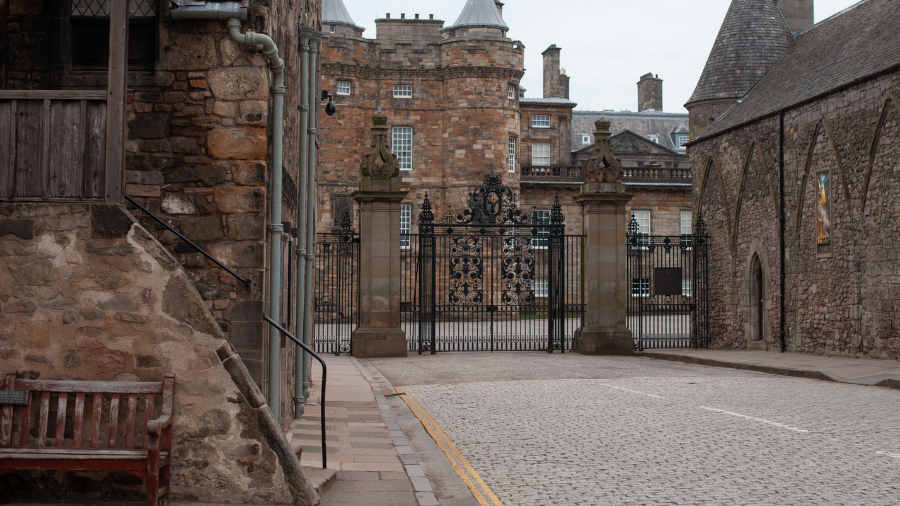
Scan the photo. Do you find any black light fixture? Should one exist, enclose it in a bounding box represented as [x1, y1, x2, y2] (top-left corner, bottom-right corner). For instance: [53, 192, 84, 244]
[321, 90, 336, 116]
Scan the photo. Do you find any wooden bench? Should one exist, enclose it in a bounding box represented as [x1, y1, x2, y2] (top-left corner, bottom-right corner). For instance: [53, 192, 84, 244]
[0, 373, 174, 506]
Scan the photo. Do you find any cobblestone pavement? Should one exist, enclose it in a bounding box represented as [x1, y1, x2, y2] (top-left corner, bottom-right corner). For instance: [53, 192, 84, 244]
[369, 353, 900, 505]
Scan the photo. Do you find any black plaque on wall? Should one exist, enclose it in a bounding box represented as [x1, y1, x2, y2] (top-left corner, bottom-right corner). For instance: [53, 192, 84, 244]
[654, 268, 682, 296]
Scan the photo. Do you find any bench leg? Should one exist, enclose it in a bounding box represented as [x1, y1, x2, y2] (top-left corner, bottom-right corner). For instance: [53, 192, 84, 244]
[146, 451, 160, 506]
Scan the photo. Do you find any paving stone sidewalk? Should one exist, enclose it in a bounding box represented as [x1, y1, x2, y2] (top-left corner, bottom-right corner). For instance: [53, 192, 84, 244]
[288, 356, 440, 506]
[638, 349, 900, 388]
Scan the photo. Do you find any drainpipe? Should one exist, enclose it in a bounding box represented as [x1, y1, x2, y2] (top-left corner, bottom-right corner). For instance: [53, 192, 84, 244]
[779, 111, 787, 353]
[171, 11, 287, 417]
[302, 33, 323, 401]
[294, 26, 315, 418]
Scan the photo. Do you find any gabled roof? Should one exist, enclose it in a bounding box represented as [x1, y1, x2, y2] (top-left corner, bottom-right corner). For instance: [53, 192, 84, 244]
[686, 0, 794, 105]
[697, 0, 900, 141]
[447, 0, 508, 29]
[323, 0, 362, 29]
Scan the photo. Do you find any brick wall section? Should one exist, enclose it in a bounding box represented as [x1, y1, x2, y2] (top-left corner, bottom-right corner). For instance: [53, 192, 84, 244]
[689, 69, 900, 358]
[319, 17, 524, 233]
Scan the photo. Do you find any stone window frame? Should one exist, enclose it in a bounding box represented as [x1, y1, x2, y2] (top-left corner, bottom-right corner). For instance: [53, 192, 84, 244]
[531, 114, 551, 128]
[330, 25, 336, 33]
[508, 136, 517, 173]
[508, 85, 516, 100]
[336, 80, 351, 96]
[531, 142, 550, 166]
[400, 204, 411, 249]
[392, 126, 414, 170]
[393, 84, 413, 98]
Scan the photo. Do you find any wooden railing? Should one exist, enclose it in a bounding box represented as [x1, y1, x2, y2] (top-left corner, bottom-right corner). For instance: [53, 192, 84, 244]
[520, 166, 691, 184]
[0, 91, 111, 201]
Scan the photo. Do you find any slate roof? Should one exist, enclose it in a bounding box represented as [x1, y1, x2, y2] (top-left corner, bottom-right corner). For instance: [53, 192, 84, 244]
[686, 0, 794, 105]
[573, 130, 680, 156]
[697, 0, 900, 141]
[520, 98, 577, 106]
[323, 0, 362, 29]
[447, 0, 508, 29]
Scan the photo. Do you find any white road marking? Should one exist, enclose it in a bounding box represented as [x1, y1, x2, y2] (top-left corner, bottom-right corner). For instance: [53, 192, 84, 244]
[875, 451, 900, 459]
[699, 406, 809, 433]
[599, 384, 665, 399]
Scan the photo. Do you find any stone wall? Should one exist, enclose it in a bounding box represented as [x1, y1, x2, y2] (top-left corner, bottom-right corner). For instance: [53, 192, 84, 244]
[689, 69, 900, 357]
[0, 203, 317, 505]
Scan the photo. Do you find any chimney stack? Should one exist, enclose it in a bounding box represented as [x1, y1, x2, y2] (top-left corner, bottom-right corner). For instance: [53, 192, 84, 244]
[542, 45, 570, 99]
[778, 0, 814, 33]
[637, 73, 663, 112]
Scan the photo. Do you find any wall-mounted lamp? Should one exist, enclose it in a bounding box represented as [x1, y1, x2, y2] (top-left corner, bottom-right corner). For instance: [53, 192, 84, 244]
[321, 90, 336, 117]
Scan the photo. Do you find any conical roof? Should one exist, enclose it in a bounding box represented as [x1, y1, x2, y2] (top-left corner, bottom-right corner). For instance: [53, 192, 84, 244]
[687, 0, 794, 105]
[323, 0, 362, 29]
[447, 0, 508, 29]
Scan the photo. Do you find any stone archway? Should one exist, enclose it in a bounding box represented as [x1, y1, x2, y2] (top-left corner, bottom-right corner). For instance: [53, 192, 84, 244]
[748, 253, 766, 348]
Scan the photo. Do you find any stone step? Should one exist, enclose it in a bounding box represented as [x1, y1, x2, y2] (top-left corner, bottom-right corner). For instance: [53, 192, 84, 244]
[302, 466, 338, 496]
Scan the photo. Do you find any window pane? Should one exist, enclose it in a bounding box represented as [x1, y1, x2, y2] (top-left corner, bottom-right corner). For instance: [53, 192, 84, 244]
[534, 278, 548, 298]
[336, 81, 351, 95]
[508, 86, 516, 99]
[632, 278, 650, 297]
[393, 127, 413, 170]
[632, 210, 650, 235]
[72, 0, 156, 18]
[680, 211, 693, 235]
[401, 204, 411, 249]
[393, 85, 412, 98]
[531, 209, 550, 249]
[532, 115, 550, 128]
[508, 137, 516, 173]
[531, 143, 550, 166]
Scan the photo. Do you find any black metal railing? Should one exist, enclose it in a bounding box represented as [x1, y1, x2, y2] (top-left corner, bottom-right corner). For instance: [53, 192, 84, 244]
[313, 229, 359, 355]
[124, 195, 251, 284]
[263, 315, 327, 469]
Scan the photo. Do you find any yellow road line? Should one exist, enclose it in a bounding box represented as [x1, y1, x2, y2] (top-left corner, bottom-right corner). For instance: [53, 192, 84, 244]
[396, 387, 504, 506]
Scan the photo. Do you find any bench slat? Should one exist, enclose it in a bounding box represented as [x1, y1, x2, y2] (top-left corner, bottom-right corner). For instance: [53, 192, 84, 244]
[1, 373, 15, 448]
[125, 394, 137, 449]
[55, 393, 68, 448]
[37, 392, 50, 446]
[19, 391, 31, 447]
[90, 393, 101, 449]
[107, 394, 119, 449]
[142, 395, 154, 450]
[15, 379, 164, 395]
[73, 393, 85, 449]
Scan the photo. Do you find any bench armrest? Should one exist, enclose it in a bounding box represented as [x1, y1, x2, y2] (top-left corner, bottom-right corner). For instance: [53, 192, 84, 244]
[146, 414, 172, 433]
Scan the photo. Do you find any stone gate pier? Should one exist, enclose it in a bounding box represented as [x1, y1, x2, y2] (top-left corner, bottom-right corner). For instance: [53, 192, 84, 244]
[575, 119, 635, 355]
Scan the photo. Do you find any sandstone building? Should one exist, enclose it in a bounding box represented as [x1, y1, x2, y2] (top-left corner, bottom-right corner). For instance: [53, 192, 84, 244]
[0, 0, 325, 503]
[687, 0, 900, 358]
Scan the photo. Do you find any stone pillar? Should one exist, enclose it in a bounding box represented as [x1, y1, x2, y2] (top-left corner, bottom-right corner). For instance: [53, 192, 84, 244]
[351, 112, 408, 357]
[575, 119, 634, 355]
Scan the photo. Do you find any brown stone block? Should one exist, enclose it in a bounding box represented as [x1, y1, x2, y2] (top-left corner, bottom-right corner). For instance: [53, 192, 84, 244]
[351, 327, 407, 358]
[208, 128, 267, 160]
[166, 34, 218, 70]
[16, 322, 50, 349]
[208, 67, 269, 100]
[576, 326, 634, 356]
[215, 187, 265, 213]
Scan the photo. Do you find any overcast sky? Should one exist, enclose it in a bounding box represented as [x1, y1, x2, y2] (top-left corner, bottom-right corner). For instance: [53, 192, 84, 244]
[338, 0, 862, 113]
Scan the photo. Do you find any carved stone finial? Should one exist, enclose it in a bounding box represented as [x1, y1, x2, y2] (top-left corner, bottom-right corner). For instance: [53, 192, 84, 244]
[359, 111, 400, 181]
[582, 118, 623, 184]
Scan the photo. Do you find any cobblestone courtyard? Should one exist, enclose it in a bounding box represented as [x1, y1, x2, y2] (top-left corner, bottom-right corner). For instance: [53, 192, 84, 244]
[368, 353, 900, 505]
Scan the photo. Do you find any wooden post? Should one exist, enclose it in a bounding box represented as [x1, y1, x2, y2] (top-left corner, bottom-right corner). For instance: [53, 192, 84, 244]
[105, 0, 129, 203]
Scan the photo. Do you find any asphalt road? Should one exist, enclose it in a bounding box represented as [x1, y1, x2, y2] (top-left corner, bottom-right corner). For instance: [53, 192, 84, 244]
[368, 353, 900, 506]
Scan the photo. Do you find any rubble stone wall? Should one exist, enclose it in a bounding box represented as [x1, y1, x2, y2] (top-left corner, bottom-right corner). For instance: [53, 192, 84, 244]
[0, 202, 317, 505]
[689, 69, 900, 357]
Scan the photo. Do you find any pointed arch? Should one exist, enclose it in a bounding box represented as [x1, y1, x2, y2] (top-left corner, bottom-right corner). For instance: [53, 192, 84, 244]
[732, 141, 757, 251]
[797, 118, 855, 239]
[820, 119, 853, 219]
[862, 93, 900, 214]
[795, 121, 821, 239]
[696, 152, 733, 244]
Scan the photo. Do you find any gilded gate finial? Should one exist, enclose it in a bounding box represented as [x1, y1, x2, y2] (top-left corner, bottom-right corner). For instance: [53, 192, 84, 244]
[359, 111, 400, 181]
[582, 118, 623, 184]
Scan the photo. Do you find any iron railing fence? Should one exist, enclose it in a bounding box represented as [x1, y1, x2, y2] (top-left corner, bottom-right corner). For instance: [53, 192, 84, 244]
[313, 231, 358, 355]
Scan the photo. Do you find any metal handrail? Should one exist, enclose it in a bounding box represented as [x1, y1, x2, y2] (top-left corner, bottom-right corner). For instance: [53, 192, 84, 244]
[124, 195, 250, 284]
[263, 315, 327, 469]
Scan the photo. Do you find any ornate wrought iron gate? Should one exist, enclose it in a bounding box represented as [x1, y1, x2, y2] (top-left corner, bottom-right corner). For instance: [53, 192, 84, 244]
[314, 215, 359, 354]
[403, 176, 583, 353]
[626, 214, 709, 350]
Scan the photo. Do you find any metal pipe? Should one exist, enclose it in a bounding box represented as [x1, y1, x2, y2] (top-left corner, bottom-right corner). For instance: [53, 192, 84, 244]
[302, 33, 323, 400]
[173, 11, 289, 417]
[294, 26, 315, 419]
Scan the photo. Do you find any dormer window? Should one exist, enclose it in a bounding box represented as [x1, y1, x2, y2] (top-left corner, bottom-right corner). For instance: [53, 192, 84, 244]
[580, 134, 591, 144]
[647, 134, 659, 143]
[674, 133, 689, 149]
